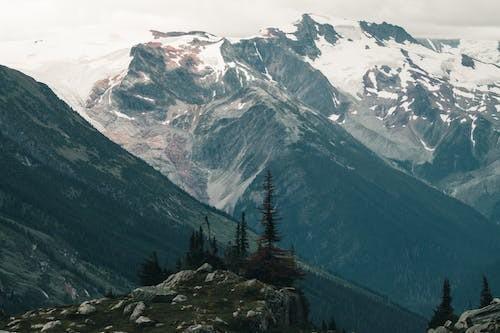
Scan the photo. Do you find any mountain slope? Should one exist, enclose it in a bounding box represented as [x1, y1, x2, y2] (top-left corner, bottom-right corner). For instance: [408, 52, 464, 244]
[0, 65, 428, 333]
[252, 15, 500, 222]
[41, 27, 500, 315]
[0, 64, 236, 311]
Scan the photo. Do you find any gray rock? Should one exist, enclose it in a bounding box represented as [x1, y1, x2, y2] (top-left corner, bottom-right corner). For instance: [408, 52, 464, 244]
[129, 301, 146, 321]
[205, 272, 216, 282]
[135, 315, 155, 327]
[158, 270, 196, 289]
[41, 320, 62, 332]
[172, 294, 188, 303]
[77, 302, 96, 315]
[246, 310, 259, 318]
[130, 285, 177, 302]
[123, 302, 138, 315]
[196, 263, 213, 273]
[183, 324, 216, 332]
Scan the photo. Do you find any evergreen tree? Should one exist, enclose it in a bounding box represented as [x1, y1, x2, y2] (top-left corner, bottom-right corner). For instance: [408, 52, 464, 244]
[205, 215, 212, 239]
[328, 316, 337, 331]
[137, 252, 167, 286]
[260, 170, 280, 250]
[245, 170, 303, 287]
[185, 224, 225, 270]
[480, 275, 493, 308]
[210, 237, 218, 256]
[239, 212, 249, 257]
[225, 217, 245, 272]
[175, 258, 182, 271]
[235, 219, 241, 257]
[428, 279, 456, 329]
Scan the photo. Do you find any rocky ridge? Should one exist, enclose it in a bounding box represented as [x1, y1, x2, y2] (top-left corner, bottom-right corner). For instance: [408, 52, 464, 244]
[0, 264, 310, 333]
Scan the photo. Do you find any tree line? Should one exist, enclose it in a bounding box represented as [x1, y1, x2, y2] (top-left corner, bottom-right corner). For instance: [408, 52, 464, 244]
[137, 170, 303, 288]
[428, 276, 494, 329]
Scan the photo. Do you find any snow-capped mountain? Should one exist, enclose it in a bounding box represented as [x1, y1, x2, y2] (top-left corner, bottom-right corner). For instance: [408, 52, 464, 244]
[3, 14, 500, 314]
[7, 14, 499, 221]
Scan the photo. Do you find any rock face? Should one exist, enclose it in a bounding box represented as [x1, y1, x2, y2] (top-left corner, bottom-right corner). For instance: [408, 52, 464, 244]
[429, 299, 500, 333]
[0, 265, 310, 332]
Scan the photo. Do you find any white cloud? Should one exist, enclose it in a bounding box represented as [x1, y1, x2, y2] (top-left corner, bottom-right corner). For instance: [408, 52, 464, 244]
[0, 0, 498, 44]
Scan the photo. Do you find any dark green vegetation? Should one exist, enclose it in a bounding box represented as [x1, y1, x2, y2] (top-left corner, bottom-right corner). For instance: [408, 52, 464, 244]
[138, 252, 172, 287]
[427, 276, 496, 329]
[236, 171, 303, 288]
[428, 279, 457, 329]
[480, 276, 494, 309]
[0, 65, 427, 333]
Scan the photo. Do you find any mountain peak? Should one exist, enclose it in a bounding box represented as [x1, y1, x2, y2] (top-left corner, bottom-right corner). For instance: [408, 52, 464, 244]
[360, 20, 418, 44]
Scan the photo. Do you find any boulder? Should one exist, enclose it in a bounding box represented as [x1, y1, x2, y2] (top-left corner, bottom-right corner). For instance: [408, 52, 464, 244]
[172, 294, 188, 303]
[196, 263, 213, 273]
[131, 285, 177, 303]
[183, 324, 216, 332]
[123, 302, 138, 315]
[41, 320, 61, 332]
[135, 315, 155, 327]
[77, 301, 96, 315]
[129, 301, 146, 321]
[158, 270, 196, 289]
[246, 310, 259, 318]
[205, 272, 216, 282]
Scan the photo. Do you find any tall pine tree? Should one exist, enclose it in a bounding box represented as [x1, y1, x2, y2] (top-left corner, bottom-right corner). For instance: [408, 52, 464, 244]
[480, 275, 493, 308]
[239, 212, 249, 257]
[428, 279, 456, 329]
[260, 170, 280, 250]
[246, 170, 303, 287]
[235, 220, 241, 257]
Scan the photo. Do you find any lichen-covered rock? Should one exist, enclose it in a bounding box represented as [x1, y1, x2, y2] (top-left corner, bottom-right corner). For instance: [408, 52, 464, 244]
[129, 302, 146, 321]
[40, 320, 61, 332]
[135, 316, 155, 327]
[77, 301, 96, 315]
[183, 324, 216, 332]
[130, 285, 177, 302]
[205, 272, 216, 283]
[123, 301, 139, 315]
[158, 270, 196, 289]
[172, 294, 188, 303]
[196, 263, 214, 273]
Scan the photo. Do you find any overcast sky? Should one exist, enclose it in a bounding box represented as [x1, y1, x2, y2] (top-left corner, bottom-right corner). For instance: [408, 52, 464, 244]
[0, 0, 499, 43]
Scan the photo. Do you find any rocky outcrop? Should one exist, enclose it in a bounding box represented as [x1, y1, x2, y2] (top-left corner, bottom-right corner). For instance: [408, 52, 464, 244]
[0, 264, 310, 333]
[429, 299, 500, 333]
